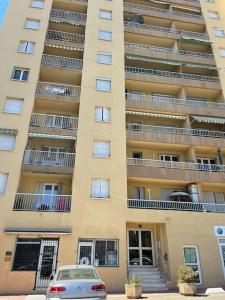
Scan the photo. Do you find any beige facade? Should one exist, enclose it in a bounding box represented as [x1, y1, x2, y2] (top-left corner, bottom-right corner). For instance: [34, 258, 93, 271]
[1, 0, 225, 295]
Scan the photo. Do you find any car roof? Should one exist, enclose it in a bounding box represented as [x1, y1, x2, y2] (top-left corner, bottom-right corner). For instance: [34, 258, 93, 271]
[57, 265, 96, 271]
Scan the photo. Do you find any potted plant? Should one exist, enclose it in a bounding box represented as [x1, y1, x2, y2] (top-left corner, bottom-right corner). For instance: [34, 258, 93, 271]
[177, 265, 197, 296]
[125, 276, 142, 299]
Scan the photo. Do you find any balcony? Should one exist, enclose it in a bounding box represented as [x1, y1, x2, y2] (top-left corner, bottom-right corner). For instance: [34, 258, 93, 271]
[13, 193, 71, 212]
[126, 123, 225, 147]
[125, 42, 214, 65]
[41, 54, 83, 72]
[50, 9, 87, 25]
[36, 82, 80, 102]
[22, 150, 75, 174]
[29, 113, 78, 137]
[127, 158, 225, 183]
[128, 199, 225, 214]
[125, 66, 220, 89]
[125, 93, 225, 117]
[124, 21, 209, 41]
[46, 30, 85, 49]
[124, 2, 204, 24]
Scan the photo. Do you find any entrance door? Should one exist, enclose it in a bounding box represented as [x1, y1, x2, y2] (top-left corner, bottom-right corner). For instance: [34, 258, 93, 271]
[78, 241, 94, 265]
[35, 239, 58, 289]
[128, 230, 154, 267]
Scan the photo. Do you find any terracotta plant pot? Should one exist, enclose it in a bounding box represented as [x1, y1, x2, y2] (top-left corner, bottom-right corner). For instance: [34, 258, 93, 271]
[125, 284, 142, 299]
[179, 283, 197, 295]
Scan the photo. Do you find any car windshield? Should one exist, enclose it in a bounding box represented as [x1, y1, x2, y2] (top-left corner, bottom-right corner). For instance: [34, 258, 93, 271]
[57, 268, 98, 281]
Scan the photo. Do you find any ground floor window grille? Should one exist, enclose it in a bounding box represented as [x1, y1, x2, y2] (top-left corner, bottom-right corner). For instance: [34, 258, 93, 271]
[78, 239, 119, 267]
[12, 238, 41, 271]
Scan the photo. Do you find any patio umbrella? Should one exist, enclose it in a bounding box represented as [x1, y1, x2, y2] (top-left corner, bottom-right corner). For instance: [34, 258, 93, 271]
[169, 191, 191, 202]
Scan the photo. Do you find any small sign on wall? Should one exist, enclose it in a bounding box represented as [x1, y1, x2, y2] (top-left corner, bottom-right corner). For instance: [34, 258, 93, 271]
[215, 226, 225, 237]
[4, 251, 12, 262]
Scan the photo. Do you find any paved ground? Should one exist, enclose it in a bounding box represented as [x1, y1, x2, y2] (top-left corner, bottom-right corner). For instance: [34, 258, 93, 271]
[1, 293, 225, 300]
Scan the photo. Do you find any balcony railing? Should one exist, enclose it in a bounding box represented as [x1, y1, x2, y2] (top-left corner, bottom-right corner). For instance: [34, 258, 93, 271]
[14, 193, 71, 212]
[124, 21, 209, 40]
[23, 150, 75, 167]
[50, 9, 87, 23]
[36, 82, 80, 98]
[125, 42, 214, 59]
[126, 93, 225, 109]
[126, 123, 225, 139]
[47, 30, 85, 44]
[30, 113, 78, 130]
[124, 2, 203, 19]
[127, 158, 225, 172]
[41, 54, 83, 69]
[125, 66, 220, 82]
[128, 199, 225, 213]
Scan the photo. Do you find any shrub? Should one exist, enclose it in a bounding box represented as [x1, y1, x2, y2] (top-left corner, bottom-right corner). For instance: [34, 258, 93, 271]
[127, 275, 141, 285]
[177, 265, 197, 285]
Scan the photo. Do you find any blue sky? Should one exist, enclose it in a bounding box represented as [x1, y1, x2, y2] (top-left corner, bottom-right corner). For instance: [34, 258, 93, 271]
[0, 0, 10, 26]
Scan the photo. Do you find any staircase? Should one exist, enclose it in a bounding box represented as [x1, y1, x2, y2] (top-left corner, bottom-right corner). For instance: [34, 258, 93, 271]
[128, 267, 168, 292]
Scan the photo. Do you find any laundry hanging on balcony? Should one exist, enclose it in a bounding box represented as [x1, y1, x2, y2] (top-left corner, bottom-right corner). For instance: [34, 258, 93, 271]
[144, 0, 169, 6]
[179, 36, 212, 47]
[28, 133, 76, 140]
[49, 19, 85, 27]
[171, 5, 201, 14]
[126, 110, 186, 120]
[126, 55, 182, 66]
[45, 43, 84, 52]
[192, 115, 225, 125]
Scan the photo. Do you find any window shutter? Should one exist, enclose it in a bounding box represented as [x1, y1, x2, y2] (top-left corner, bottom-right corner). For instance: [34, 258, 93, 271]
[204, 192, 215, 204]
[215, 192, 225, 204]
[0, 134, 16, 150]
[91, 179, 101, 198]
[0, 173, 8, 194]
[18, 41, 27, 53]
[4, 99, 23, 113]
[95, 107, 102, 121]
[94, 141, 110, 157]
[103, 107, 110, 121]
[100, 179, 110, 198]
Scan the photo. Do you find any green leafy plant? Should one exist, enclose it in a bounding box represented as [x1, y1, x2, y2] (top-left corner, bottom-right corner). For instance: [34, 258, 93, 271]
[177, 265, 197, 286]
[127, 275, 141, 286]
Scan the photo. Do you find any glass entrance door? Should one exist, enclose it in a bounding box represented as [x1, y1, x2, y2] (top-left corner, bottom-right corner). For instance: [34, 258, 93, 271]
[128, 230, 154, 267]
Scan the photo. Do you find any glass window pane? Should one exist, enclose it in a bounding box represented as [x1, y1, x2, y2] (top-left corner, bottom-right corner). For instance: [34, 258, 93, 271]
[129, 230, 139, 247]
[141, 231, 152, 247]
[184, 247, 197, 264]
[142, 249, 153, 265]
[0, 173, 8, 194]
[129, 249, 140, 266]
[13, 70, 21, 80]
[22, 71, 29, 81]
[96, 79, 111, 92]
[4, 99, 23, 114]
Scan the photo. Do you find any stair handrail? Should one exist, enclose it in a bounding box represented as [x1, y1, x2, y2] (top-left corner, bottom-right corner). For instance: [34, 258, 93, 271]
[157, 247, 169, 280]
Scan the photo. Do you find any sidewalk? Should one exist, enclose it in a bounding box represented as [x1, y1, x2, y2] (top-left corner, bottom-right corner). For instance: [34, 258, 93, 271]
[1, 293, 225, 300]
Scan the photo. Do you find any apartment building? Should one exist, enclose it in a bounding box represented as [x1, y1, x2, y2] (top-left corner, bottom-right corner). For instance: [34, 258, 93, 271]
[0, 0, 225, 294]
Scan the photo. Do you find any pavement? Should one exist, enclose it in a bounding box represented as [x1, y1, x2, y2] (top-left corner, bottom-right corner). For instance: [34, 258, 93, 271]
[1, 293, 225, 300]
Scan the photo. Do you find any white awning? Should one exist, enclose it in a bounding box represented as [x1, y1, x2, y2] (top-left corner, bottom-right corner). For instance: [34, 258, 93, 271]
[0, 128, 18, 135]
[126, 111, 186, 120]
[192, 115, 225, 124]
[5, 228, 72, 235]
[28, 133, 76, 140]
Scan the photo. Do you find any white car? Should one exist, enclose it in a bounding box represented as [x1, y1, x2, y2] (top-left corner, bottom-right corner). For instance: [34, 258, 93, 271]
[46, 265, 106, 299]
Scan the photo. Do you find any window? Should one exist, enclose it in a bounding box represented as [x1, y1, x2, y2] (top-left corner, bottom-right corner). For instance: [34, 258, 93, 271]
[99, 10, 112, 20]
[93, 141, 110, 157]
[0, 173, 8, 194]
[96, 78, 111, 92]
[12, 238, 41, 271]
[97, 53, 112, 65]
[95, 107, 111, 122]
[18, 41, 35, 54]
[159, 154, 179, 162]
[213, 28, 225, 37]
[132, 152, 142, 159]
[219, 49, 225, 57]
[31, 0, 45, 8]
[4, 98, 24, 114]
[91, 179, 110, 198]
[183, 246, 202, 284]
[98, 30, 112, 41]
[134, 187, 145, 199]
[204, 192, 225, 204]
[78, 239, 118, 267]
[11, 68, 29, 81]
[25, 19, 40, 30]
[208, 11, 219, 19]
[0, 134, 16, 150]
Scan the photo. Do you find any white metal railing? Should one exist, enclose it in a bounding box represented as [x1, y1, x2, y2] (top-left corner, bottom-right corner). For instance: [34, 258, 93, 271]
[36, 82, 80, 98]
[124, 21, 209, 40]
[125, 93, 225, 109]
[124, 2, 202, 19]
[127, 158, 225, 172]
[125, 42, 214, 59]
[23, 150, 75, 167]
[30, 113, 78, 130]
[50, 9, 87, 22]
[14, 193, 72, 212]
[125, 66, 219, 82]
[128, 199, 225, 213]
[47, 30, 85, 44]
[41, 54, 83, 69]
[126, 123, 225, 139]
